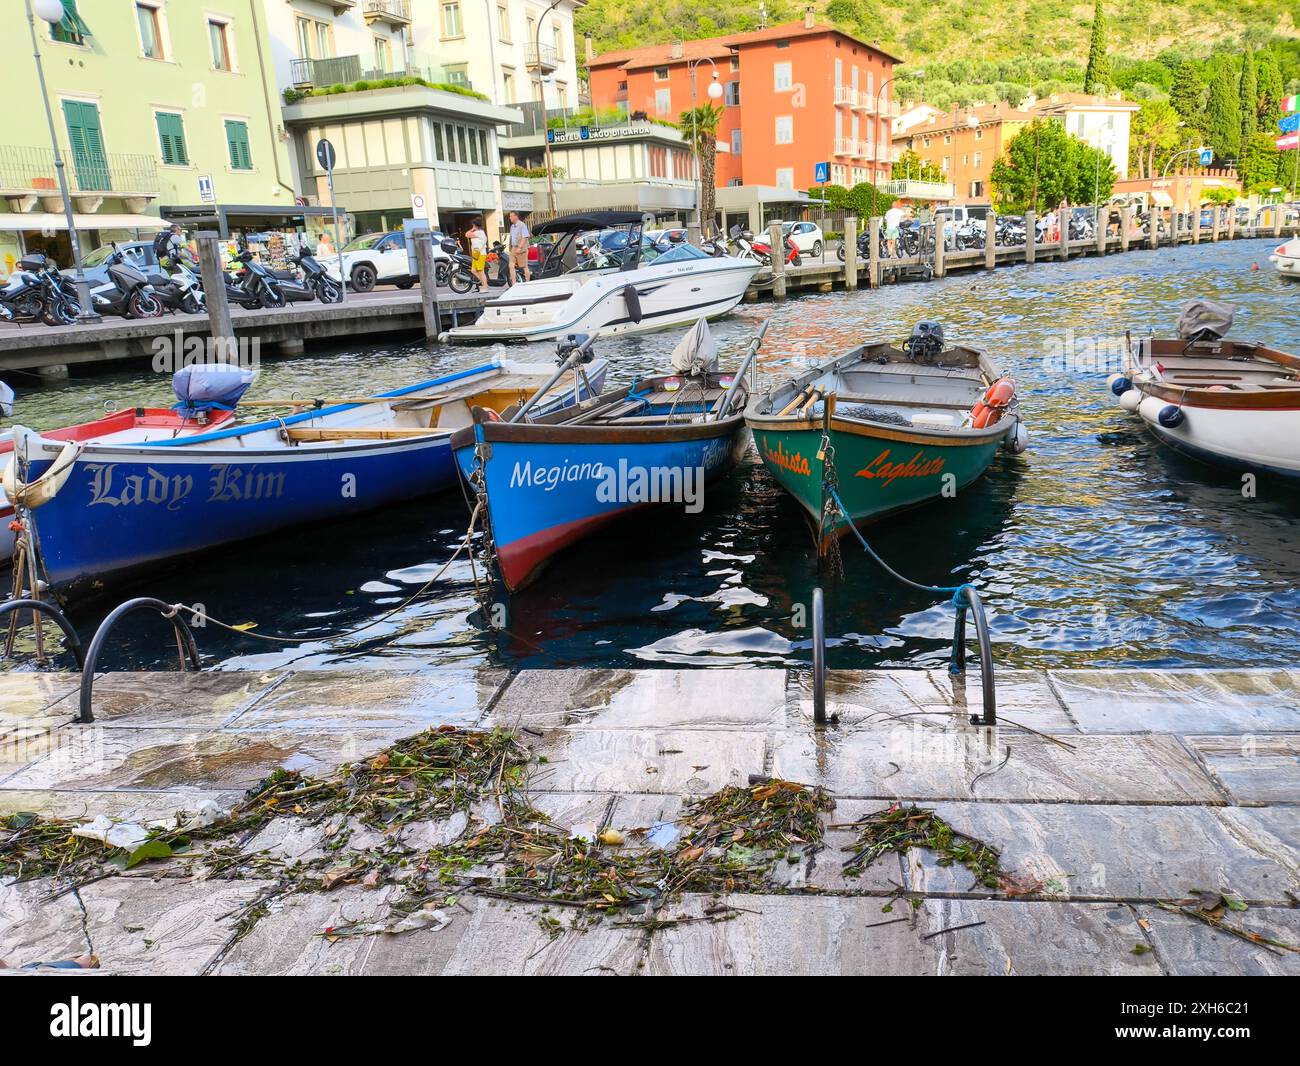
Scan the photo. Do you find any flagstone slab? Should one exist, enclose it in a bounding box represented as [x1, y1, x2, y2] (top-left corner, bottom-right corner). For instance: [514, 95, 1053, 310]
[1049, 669, 1300, 734]
[0, 726, 407, 792]
[1132, 904, 1300, 976]
[0, 881, 88, 969]
[832, 800, 1300, 903]
[770, 728, 1223, 803]
[227, 668, 507, 732]
[0, 788, 241, 823]
[1184, 734, 1300, 805]
[526, 728, 767, 795]
[0, 673, 80, 737]
[486, 668, 788, 730]
[76, 671, 287, 729]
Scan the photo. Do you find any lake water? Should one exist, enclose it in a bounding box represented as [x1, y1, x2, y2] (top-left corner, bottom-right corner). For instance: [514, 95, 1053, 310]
[8, 237, 1300, 672]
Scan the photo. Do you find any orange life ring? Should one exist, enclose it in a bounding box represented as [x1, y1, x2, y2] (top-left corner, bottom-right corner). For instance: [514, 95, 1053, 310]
[970, 377, 1015, 429]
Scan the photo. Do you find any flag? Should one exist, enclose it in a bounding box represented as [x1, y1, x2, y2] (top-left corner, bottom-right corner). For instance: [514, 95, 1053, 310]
[1285, 95, 1300, 113]
[1278, 132, 1300, 151]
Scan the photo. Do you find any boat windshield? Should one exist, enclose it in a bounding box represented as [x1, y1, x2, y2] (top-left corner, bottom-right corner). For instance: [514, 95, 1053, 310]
[569, 231, 715, 272]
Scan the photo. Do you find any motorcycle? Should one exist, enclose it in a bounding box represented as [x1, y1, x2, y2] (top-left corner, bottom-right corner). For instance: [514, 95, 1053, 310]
[88, 247, 163, 319]
[144, 258, 204, 315]
[953, 218, 986, 251]
[484, 240, 512, 287]
[293, 252, 342, 303]
[0, 256, 54, 323]
[440, 238, 480, 294]
[230, 251, 299, 308]
[749, 231, 801, 267]
[995, 216, 1026, 247]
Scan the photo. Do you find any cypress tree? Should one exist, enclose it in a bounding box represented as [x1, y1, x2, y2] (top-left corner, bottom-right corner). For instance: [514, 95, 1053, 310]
[1204, 56, 1241, 161]
[1239, 48, 1257, 142]
[1083, 0, 1111, 94]
[1256, 49, 1285, 128]
[1169, 63, 1205, 131]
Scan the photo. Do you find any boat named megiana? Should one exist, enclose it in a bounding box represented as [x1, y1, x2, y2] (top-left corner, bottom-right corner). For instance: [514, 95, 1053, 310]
[1110, 299, 1300, 480]
[745, 323, 1027, 540]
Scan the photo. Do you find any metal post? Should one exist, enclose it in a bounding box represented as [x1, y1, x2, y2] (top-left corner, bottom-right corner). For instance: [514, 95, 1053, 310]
[325, 164, 347, 303]
[413, 230, 442, 342]
[25, 0, 99, 322]
[768, 220, 786, 300]
[1058, 207, 1069, 261]
[535, 0, 562, 216]
[811, 586, 826, 725]
[196, 233, 234, 354]
[933, 218, 945, 278]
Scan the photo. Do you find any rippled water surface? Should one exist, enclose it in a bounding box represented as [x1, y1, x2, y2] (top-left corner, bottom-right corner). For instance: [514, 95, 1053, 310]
[8, 238, 1300, 671]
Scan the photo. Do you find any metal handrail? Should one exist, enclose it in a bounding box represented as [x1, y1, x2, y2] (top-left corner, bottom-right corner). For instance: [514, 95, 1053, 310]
[811, 586, 827, 725]
[0, 597, 85, 669]
[949, 584, 996, 726]
[77, 598, 200, 724]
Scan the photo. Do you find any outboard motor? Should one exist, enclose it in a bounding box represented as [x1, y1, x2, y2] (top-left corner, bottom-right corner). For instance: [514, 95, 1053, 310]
[172, 363, 255, 421]
[1177, 299, 1236, 344]
[556, 332, 596, 364]
[902, 320, 945, 363]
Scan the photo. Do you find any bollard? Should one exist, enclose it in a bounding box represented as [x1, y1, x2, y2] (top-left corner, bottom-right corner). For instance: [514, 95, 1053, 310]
[1024, 210, 1036, 264]
[1193, 205, 1202, 244]
[768, 221, 787, 300]
[1058, 211, 1069, 261]
[1149, 210, 1160, 250]
[196, 232, 234, 356]
[412, 230, 442, 342]
[1228, 206, 1236, 240]
[845, 216, 861, 290]
[985, 211, 996, 271]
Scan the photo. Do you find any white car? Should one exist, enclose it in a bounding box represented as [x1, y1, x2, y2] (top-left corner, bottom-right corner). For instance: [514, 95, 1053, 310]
[323, 230, 449, 292]
[781, 220, 824, 257]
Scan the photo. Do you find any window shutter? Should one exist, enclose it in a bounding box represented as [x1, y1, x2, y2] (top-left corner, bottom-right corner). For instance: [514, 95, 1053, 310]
[225, 120, 252, 170]
[156, 112, 188, 166]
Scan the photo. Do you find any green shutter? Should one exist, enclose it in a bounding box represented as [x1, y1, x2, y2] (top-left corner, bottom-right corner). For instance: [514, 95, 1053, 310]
[224, 120, 252, 171]
[62, 100, 110, 191]
[155, 112, 188, 167]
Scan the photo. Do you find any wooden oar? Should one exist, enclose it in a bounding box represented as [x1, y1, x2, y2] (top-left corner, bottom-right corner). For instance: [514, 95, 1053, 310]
[777, 384, 815, 417]
[239, 392, 451, 409]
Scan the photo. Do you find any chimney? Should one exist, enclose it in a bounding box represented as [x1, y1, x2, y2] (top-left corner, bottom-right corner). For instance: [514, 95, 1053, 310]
[670, 40, 684, 60]
[803, 5, 815, 28]
[584, 32, 594, 64]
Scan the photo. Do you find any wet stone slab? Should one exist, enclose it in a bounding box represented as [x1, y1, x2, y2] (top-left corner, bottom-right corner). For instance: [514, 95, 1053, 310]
[1049, 669, 1300, 734]
[828, 800, 1300, 904]
[526, 728, 767, 795]
[0, 672, 80, 738]
[0, 725, 407, 793]
[227, 667, 507, 732]
[789, 669, 1077, 733]
[1184, 734, 1300, 805]
[1133, 904, 1300, 976]
[770, 727, 1223, 804]
[487, 668, 788, 730]
[0, 788, 243, 823]
[76, 671, 287, 729]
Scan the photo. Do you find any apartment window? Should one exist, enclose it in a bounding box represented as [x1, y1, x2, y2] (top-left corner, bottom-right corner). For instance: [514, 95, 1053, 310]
[479, 129, 488, 165]
[433, 123, 446, 161]
[456, 126, 468, 162]
[776, 39, 790, 48]
[502, 67, 515, 103]
[155, 111, 189, 167]
[773, 61, 792, 92]
[225, 119, 252, 170]
[775, 167, 794, 188]
[48, 0, 89, 45]
[731, 129, 742, 154]
[442, 2, 463, 38]
[296, 17, 332, 59]
[653, 66, 669, 81]
[553, 25, 563, 60]
[775, 115, 793, 144]
[970, 180, 984, 198]
[974, 129, 983, 140]
[374, 36, 392, 72]
[973, 151, 982, 168]
[941, 156, 950, 171]
[729, 55, 739, 71]
[962, 154, 968, 166]
[446, 64, 469, 88]
[724, 80, 740, 106]
[834, 58, 842, 86]
[136, 3, 164, 60]
[617, 80, 627, 91]
[943, 133, 951, 144]
[497, 4, 510, 42]
[654, 88, 670, 114]
[208, 18, 232, 71]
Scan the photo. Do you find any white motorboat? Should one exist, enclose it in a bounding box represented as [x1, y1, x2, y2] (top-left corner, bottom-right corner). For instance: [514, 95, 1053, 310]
[1110, 300, 1300, 479]
[446, 211, 760, 344]
[1267, 236, 1300, 278]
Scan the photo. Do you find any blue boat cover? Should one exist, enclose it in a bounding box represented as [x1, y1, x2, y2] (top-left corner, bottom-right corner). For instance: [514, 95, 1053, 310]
[172, 364, 255, 415]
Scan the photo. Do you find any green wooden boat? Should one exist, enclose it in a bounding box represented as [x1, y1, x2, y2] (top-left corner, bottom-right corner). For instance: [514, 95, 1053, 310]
[744, 333, 1025, 542]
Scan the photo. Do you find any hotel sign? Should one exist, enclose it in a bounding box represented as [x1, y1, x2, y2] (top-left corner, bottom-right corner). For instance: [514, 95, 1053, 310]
[546, 125, 654, 144]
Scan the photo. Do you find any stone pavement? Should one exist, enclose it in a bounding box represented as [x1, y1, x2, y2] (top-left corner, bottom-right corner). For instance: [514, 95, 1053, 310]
[1, 666, 1297, 975]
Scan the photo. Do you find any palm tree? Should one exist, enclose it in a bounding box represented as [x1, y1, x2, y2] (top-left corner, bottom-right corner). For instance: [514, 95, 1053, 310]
[679, 103, 724, 237]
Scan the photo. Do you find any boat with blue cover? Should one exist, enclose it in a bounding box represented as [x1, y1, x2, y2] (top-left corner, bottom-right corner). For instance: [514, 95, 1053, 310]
[452, 320, 763, 592]
[5, 358, 606, 598]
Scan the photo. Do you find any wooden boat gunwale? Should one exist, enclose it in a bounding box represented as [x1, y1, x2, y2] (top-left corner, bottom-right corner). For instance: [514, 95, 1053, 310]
[1129, 337, 1300, 410]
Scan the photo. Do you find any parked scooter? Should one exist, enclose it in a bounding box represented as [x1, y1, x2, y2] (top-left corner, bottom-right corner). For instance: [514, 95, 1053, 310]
[293, 251, 342, 303]
[88, 247, 163, 319]
[485, 241, 511, 287]
[440, 237, 480, 294]
[0, 256, 54, 323]
[749, 230, 802, 267]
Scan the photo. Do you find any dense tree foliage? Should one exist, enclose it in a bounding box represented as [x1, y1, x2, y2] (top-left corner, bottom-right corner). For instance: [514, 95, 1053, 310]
[1083, 0, 1111, 94]
[989, 120, 1115, 212]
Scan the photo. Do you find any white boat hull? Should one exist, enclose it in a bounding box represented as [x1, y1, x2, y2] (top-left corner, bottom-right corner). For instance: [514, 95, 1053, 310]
[1135, 393, 1300, 477]
[1268, 237, 1300, 279]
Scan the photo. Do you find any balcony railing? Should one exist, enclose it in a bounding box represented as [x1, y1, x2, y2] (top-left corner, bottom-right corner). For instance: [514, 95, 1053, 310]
[363, 0, 410, 25]
[834, 85, 857, 107]
[856, 141, 876, 161]
[289, 53, 472, 92]
[0, 144, 158, 195]
[854, 94, 877, 114]
[834, 137, 855, 156]
[525, 43, 559, 72]
[878, 178, 955, 200]
[291, 55, 362, 87]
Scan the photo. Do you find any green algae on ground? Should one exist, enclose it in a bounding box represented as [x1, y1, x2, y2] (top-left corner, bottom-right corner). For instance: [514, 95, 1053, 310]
[842, 804, 1007, 890]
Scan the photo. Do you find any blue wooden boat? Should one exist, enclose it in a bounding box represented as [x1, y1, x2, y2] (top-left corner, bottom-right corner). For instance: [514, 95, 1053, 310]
[7, 359, 606, 598]
[451, 322, 763, 592]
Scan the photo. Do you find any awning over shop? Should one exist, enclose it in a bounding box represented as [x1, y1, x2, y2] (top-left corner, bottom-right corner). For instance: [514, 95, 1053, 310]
[0, 212, 168, 231]
[1150, 191, 1174, 207]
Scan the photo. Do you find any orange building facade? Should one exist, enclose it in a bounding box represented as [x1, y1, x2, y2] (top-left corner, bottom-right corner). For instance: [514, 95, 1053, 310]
[896, 103, 1035, 206]
[587, 17, 901, 193]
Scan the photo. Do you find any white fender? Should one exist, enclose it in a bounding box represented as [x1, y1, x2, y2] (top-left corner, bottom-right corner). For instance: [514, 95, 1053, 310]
[1, 432, 82, 510]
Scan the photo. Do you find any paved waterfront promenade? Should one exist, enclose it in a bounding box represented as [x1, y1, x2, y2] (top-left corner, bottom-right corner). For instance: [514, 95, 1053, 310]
[1, 666, 1297, 975]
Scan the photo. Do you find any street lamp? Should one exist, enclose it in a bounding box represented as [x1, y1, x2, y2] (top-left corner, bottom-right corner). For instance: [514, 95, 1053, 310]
[687, 57, 723, 236]
[877, 70, 922, 182]
[26, 0, 99, 321]
[534, 0, 564, 216]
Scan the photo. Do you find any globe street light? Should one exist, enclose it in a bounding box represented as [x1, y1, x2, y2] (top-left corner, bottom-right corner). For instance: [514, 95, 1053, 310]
[27, 0, 99, 321]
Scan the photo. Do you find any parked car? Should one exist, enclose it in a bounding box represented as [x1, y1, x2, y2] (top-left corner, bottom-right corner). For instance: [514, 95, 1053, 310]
[780, 220, 824, 257]
[324, 230, 448, 292]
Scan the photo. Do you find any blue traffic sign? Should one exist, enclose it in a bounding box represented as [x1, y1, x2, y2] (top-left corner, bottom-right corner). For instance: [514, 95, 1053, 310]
[1198, 147, 1213, 166]
[814, 161, 829, 184]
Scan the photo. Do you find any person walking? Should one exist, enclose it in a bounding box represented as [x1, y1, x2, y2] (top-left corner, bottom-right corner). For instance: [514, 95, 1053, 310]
[153, 223, 185, 270]
[315, 231, 335, 259]
[466, 218, 489, 290]
[507, 210, 531, 284]
[884, 203, 905, 259]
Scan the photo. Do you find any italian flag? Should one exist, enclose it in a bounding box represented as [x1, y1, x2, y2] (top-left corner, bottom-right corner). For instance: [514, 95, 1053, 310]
[1285, 95, 1300, 113]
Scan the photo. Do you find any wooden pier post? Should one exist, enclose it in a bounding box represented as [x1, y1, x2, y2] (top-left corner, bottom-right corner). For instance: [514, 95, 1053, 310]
[1227, 207, 1236, 240]
[768, 221, 787, 300]
[1274, 207, 1284, 238]
[984, 211, 996, 271]
[412, 230, 442, 341]
[687, 222, 702, 248]
[1121, 204, 1133, 252]
[1211, 205, 1221, 242]
[865, 217, 878, 290]
[196, 233, 234, 357]
[1095, 209, 1106, 256]
[933, 220, 946, 278]
[1149, 210, 1159, 250]
[845, 216, 860, 290]
[1058, 211, 1069, 261]
[1192, 205, 1202, 244]
[1024, 210, 1036, 264]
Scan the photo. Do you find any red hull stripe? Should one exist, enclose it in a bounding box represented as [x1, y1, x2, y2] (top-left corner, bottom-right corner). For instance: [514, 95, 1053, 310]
[496, 508, 634, 591]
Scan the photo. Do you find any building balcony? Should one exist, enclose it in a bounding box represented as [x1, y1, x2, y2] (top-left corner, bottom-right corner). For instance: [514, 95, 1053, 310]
[853, 94, 877, 114]
[525, 43, 560, 74]
[291, 55, 363, 88]
[881, 100, 901, 119]
[289, 53, 473, 93]
[878, 178, 955, 201]
[834, 137, 855, 157]
[0, 145, 158, 212]
[855, 141, 876, 161]
[834, 85, 857, 108]
[363, 0, 411, 27]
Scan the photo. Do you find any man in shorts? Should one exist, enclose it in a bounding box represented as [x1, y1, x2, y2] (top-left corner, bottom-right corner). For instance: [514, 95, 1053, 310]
[507, 210, 531, 284]
[884, 204, 905, 259]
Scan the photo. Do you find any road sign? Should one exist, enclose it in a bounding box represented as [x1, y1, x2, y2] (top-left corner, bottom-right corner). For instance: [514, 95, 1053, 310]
[1280, 114, 1300, 133]
[315, 138, 337, 172]
[814, 161, 829, 184]
[1197, 147, 1213, 166]
[410, 193, 428, 219]
[198, 174, 215, 203]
